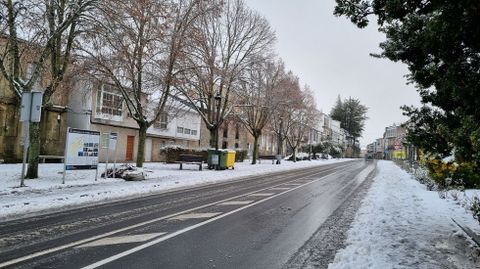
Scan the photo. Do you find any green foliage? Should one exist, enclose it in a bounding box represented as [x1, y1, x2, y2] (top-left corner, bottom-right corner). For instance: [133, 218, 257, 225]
[159, 146, 247, 164]
[304, 141, 343, 159]
[469, 197, 480, 225]
[330, 96, 368, 141]
[234, 150, 248, 162]
[425, 157, 480, 189]
[159, 146, 208, 163]
[335, 0, 480, 187]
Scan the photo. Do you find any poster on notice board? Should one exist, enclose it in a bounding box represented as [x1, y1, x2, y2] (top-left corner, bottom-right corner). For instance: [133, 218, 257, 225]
[65, 128, 100, 170]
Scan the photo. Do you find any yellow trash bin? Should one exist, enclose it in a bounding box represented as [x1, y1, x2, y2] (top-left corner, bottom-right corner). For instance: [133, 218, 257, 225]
[226, 150, 236, 169]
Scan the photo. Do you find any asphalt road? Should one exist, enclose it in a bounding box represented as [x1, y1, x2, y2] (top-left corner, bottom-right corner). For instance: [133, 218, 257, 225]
[0, 160, 375, 269]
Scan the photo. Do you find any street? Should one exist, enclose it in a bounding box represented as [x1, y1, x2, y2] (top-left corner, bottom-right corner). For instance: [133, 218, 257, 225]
[0, 160, 375, 269]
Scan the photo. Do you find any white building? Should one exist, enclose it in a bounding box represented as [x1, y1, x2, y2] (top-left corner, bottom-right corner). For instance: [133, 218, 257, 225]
[68, 80, 202, 162]
[331, 119, 342, 145]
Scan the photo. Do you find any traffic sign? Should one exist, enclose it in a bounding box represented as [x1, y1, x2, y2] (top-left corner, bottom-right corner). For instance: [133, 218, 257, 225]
[20, 91, 43, 122]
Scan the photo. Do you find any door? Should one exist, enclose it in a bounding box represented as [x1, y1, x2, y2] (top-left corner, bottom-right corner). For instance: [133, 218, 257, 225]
[145, 138, 152, 162]
[126, 135, 135, 161]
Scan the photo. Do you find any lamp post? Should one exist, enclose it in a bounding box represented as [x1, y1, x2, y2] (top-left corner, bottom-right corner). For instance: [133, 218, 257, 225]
[211, 92, 222, 170]
[214, 92, 222, 151]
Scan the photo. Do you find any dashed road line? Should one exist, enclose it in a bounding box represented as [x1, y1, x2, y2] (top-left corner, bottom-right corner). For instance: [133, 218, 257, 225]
[169, 212, 222, 221]
[248, 193, 275, 197]
[76, 233, 166, 248]
[217, 201, 254, 206]
[269, 187, 291, 191]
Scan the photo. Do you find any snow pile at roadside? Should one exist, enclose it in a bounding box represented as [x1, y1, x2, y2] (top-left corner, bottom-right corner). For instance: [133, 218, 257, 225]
[329, 161, 480, 269]
[0, 158, 350, 220]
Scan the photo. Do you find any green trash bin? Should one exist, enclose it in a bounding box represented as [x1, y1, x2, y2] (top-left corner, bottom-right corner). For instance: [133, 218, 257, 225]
[217, 150, 228, 170]
[207, 148, 219, 169]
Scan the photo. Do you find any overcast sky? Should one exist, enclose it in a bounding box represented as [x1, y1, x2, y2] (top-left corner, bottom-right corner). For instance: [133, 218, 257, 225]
[244, 0, 421, 148]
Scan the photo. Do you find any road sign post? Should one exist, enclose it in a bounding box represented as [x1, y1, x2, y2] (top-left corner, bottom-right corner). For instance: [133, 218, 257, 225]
[109, 133, 118, 179]
[62, 127, 71, 184]
[19, 91, 43, 187]
[101, 133, 110, 179]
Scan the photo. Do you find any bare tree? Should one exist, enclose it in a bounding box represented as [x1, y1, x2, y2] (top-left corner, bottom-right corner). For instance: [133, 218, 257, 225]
[270, 70, 301, 161]
[178, 0, 276, 150]
[0, 0, 98, 179]
[235, 58, 283, 164]
[284, 86, 319, 162]
[82, 0, 205, 167]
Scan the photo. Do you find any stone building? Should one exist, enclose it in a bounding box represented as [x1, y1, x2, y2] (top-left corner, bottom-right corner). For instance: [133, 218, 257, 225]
[0, 37, 69, 163]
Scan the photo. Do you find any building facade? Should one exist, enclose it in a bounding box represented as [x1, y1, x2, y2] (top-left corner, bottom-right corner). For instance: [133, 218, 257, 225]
[67, 80, 202, 163]
[383, 124, 407, 160]
[0, 37, 70, 162]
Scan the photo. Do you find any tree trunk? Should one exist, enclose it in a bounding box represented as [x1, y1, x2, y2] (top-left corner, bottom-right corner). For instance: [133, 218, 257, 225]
[209, 127, 218, 149]
[276, 134, 283, 155]
[291, 146, 297, 162]
[276, 133, 284, 164]
[136, 123, 147, 167]
[252, 135, 259, 165]
[26, 121, 41, 179]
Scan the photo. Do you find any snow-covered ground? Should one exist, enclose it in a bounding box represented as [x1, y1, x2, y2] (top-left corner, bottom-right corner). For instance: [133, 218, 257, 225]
[0, 158, 350, 220]
[329, 161, 480, 269]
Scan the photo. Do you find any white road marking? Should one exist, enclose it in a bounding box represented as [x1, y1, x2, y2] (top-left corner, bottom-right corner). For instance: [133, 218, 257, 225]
[0, 162, 354, 268]
[81, 164, 360, 269]
[217, 200, 254, 206]
[283, 183, 302, 186]
[248, 193, 275, 197]
[269, 187, 291, 191]
[169, 212, 222, 221]
[76, 233, 166, 248]
[293, 180, 313, 184]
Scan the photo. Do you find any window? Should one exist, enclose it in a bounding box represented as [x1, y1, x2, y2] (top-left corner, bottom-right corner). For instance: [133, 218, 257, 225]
[235, 143, 239, 148]
[191, 130, 198, 136]
[184, 128, 191, 135]
[235, 125, 240, 139]
[154, 112, 168, 129]
[96, 85, 123, 120]
[223, 123, 228, 138]
[101, 93, 123, 116]
[177, 127, 184, 133]
[222, 141, 228, 149]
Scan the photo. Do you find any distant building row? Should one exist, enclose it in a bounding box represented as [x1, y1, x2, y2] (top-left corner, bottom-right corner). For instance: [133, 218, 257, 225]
[366, 124, 417, 160]
[0, 37, 354, 162]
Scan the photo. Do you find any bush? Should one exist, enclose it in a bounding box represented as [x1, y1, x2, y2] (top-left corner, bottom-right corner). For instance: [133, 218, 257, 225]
[159, 145, 208, 163]
[426, 157, 480, 189]
[469, 196, 480, 225]
[235, 150, 247, 162]
[287, 152, 310, 162]
[159, 146, 248, 163]
[453, 162, 480, 188]
[413, 166, 437, 191]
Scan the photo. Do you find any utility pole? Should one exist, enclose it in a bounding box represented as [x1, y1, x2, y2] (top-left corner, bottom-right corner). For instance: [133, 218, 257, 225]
[19, 91, 43, 187]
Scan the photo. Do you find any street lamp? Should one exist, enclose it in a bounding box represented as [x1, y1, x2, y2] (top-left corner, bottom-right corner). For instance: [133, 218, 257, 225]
[214, 92, 222, 151]
[209, 93, 223, 170]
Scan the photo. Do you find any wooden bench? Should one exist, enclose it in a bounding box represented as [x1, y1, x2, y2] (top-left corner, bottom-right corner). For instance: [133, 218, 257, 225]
[176, 154, 205, 171]
[39, 155, 64, 163]
[258, 155, 279, 164]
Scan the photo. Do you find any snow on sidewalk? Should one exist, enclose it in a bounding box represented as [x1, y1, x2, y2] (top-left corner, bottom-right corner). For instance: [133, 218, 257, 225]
[329, 161, 480, 269]
[0, 158, 350, 220]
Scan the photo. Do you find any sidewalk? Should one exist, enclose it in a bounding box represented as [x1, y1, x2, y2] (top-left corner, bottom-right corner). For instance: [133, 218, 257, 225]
[0, 159, 350, 220]
[328, 161, 480, 269]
